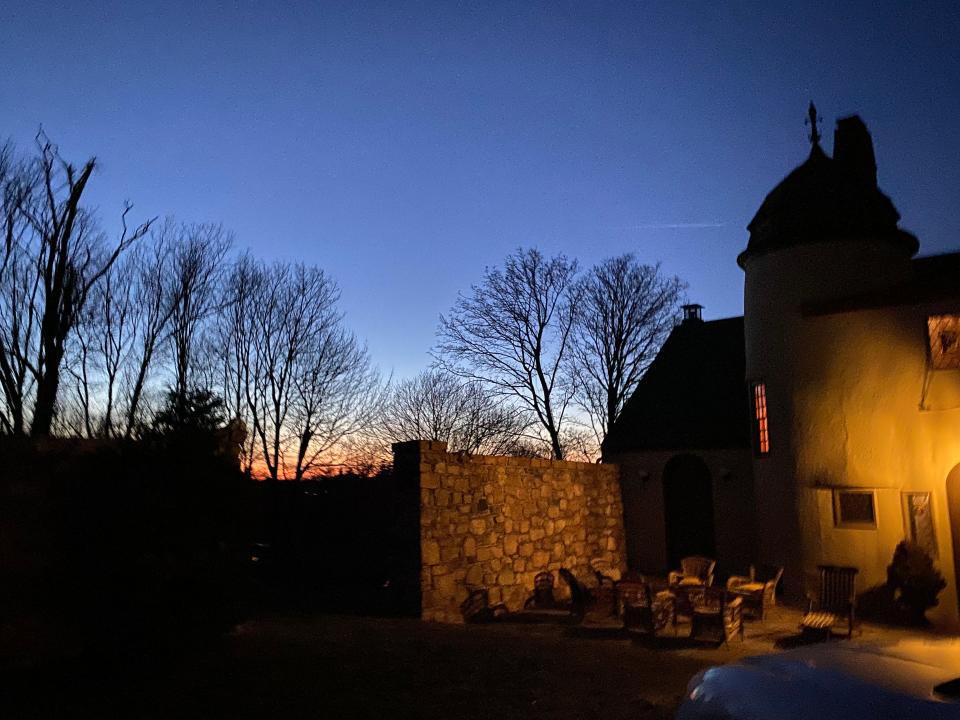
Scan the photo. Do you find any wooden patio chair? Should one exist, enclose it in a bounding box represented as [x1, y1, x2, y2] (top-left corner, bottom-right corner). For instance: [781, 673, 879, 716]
[668, 556, 716, 587]
[726, 563, 784, 621]
[524, 571, 558, 610]
[590, 561, 619, 618]
[618, 580, 677, 637]
[460, 588, 508, 623]
[687, 586, 744, 646]
[558, 567, 590, 621]
[509, 569, 590, 623]
[800, 565, 858, 639]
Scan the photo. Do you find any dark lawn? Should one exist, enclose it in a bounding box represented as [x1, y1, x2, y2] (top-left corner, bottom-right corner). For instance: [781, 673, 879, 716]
[1, 614, 735, 720]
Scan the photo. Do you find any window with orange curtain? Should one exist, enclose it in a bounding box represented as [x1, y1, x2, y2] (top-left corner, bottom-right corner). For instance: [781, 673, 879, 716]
[750, 381, 769, 456]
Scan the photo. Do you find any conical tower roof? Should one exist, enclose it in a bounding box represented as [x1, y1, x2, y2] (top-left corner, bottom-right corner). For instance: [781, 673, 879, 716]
[738, 110, 917, 268]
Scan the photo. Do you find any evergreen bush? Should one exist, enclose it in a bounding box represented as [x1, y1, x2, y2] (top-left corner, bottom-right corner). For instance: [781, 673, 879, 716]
[886, 540, 946, 625]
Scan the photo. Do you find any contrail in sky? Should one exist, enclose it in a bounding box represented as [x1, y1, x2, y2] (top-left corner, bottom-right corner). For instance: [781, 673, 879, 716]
[628, 221, 726, 229]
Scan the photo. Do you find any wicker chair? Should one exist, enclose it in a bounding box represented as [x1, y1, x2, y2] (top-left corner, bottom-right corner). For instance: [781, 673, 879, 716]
[557, 567, 590, 621]
[618, 581, 677, 637]
[668, 556, 716, 587]
[591, 566, 619, 618]
[726, 563, 784, 621]
[687, 586, 743, 645]
[460, 588, 508, 623]
[801, 565, 858, 639]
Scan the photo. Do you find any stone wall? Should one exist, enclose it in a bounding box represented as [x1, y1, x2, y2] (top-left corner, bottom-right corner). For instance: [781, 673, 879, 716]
[393, 440, 625, 623]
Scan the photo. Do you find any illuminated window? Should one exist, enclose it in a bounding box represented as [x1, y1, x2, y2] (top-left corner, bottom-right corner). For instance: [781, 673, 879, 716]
[927, 315, 960, 369]
[750, 381, 770, 457]
[903, 492, 937, 557]
[833, 490, 877, 529]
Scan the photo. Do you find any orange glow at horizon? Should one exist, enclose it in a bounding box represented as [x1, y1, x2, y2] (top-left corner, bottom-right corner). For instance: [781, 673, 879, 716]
[246, 445, 388, 480]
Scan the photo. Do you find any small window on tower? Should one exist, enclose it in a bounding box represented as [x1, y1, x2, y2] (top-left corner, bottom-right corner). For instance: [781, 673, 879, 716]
[833, 490, 877, 529]
[927, 315, 960, 369]
[750, 381, 770, 457]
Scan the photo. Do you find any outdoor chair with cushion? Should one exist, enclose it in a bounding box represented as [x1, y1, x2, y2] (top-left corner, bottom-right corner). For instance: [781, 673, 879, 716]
[668, 556, 716, 587]
[686, 586, 744, 646]
[801, 565, 858, 639]
[618, 580, 677, 637]
[726, 563, 784, 621]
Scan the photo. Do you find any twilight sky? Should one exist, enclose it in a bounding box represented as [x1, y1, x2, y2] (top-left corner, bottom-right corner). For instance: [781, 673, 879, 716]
[2, 1, 958, 379]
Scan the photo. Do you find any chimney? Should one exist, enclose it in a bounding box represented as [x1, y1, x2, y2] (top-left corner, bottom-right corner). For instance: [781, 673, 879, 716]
[833, 115, 877, 187]
[681, 304, 703, 324]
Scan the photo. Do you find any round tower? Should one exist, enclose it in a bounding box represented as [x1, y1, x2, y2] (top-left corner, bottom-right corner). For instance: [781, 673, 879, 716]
[739, 105, 918, 595]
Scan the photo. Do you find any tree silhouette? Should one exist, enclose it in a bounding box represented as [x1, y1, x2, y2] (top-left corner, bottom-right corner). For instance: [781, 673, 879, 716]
[0, 133, 153, 436]
[380, 369, 530, 455]
[149, 386, 227, 437]
[568, 255, 685, 446]
[437, 248, 579, 460]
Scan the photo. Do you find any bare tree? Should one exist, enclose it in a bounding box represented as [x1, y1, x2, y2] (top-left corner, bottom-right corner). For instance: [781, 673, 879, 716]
[0, 247, 41, 434]
[381, 369, 529, 455]
[3, 134, 153, 435]
[168, 221, 232, 401]
[228, 262, 382, 480]
[0, 141, 33, 273]
[244, 262, 304, 481]
[63, 300, 99, 437]
[0, 143, 39, 433]
[63, 250, 145, 437]
[436, 248, 579, 460]
[568, 254, 685, 446]
[123, 224, 178, 435]
[290, 325, 384, 480]
[215, 254, 262, 474]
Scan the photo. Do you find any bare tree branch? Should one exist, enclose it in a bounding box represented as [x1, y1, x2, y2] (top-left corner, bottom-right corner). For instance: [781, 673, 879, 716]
[567, 254, 685, 447]
[435, 247, 579, 459]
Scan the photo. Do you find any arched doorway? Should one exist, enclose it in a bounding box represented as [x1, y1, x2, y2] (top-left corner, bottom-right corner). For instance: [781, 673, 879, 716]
[945, 464, 960, 615]
[663, 454, 715, 569]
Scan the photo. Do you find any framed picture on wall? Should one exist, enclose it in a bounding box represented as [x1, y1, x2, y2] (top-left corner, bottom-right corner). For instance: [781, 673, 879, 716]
[927, 314, 960, 370]
[902, 491, 937, 557]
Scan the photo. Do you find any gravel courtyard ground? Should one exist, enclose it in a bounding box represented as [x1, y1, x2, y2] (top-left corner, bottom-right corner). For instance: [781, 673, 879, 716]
[1, 613, 747, 720]
[1, 607, 938, 719]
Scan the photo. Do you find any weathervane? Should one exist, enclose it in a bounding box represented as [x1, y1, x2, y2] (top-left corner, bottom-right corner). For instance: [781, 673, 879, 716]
[806, 101, 822, 147]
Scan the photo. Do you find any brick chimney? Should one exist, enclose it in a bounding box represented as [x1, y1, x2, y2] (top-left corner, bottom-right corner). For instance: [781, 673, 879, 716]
[833, 115, 878, 188]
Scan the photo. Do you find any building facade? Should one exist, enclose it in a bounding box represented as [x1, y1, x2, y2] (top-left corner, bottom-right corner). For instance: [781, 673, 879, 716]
[607, 109, 960, 627]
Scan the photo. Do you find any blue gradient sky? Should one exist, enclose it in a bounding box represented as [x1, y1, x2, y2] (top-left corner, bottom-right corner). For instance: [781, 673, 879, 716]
[2, 1, 958, 378]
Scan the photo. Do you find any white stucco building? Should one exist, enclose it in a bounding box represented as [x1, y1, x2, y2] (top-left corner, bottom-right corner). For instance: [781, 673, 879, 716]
[606, 107, 960, 627]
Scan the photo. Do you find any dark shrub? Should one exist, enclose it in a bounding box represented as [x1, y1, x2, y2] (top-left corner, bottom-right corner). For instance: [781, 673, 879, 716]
[886, 540, 946, 625]
[0, 402, 251, 662]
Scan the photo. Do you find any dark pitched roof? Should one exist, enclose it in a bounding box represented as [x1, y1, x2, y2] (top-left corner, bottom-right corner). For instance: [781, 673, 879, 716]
[602, 316, 751, 455]
[738, 116, 918, 268]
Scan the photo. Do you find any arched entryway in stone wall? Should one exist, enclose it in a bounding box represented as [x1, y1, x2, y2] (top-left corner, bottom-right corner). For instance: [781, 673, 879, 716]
[662, 454, 715, 569]
[946, 464, 960, 615]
